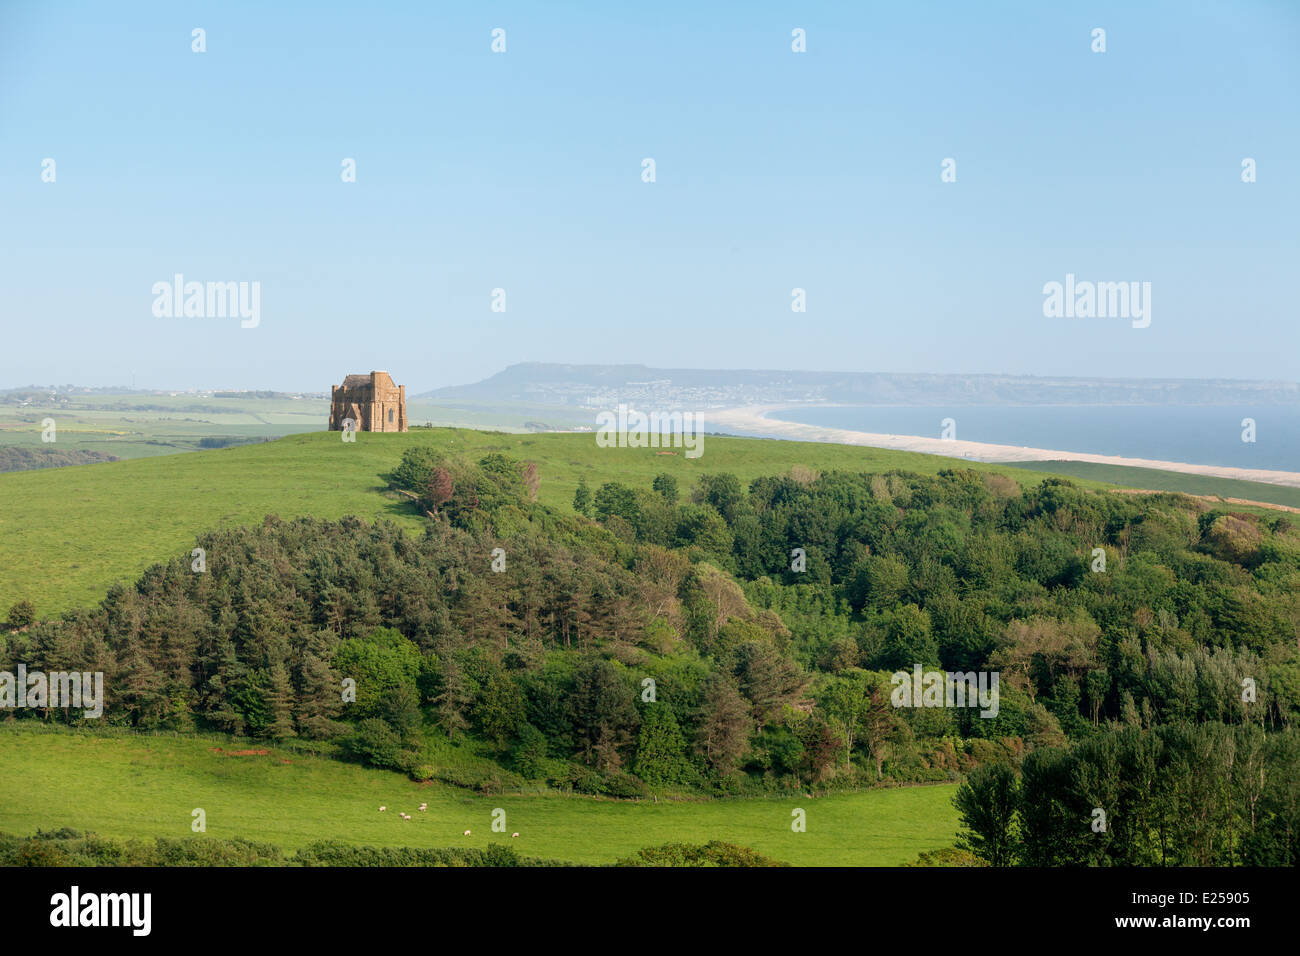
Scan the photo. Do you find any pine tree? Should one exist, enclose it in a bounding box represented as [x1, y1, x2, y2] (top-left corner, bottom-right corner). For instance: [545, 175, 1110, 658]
[263, 662, 297, 739]
[295, 650, 344, 739]
[118, 644, 166, 729]
[571, 658, 639, 770]
[695, 675, 751, 777]
[573, 476, 592, 516]
[201, 637, 246, 734]
[434, 657, 471, 740]
[651, 473, 679, 504]
[634, 706, 690, 786]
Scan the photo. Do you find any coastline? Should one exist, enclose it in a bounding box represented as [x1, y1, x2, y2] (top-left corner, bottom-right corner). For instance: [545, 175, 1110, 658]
[706, 405, 1300, 490]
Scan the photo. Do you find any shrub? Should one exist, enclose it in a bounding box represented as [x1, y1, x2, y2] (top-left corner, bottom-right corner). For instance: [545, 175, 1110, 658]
[5, 599, 35, 629]
[340, 718, 414, 772]
[616, 841, 785, 867]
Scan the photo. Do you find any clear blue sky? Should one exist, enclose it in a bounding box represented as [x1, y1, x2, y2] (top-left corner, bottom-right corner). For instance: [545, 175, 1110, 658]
[1, 0, 1297, 391]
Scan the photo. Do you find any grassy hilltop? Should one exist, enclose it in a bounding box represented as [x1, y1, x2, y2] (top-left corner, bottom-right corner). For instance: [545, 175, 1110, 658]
[1, 427, 1082, 616]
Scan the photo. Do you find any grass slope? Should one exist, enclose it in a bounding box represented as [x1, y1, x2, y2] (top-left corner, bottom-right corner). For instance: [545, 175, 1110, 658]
[0, 727, 958, 866]
[1, 428, 1085, 616]
[1004, 460, 1300, 510]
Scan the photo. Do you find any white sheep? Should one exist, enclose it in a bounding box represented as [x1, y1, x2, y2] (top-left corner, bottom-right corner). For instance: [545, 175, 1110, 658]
[379, 806, 387, 812]
[463, 829, 471, 836]
[418, 803, 427, 811]
[511, 832, 519, 838]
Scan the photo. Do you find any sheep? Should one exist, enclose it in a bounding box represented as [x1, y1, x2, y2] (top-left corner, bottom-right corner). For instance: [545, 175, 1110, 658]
[379, 806, 387, 812]
[418, 803, 427, 811]
[463, 829, 471, 836]
[511, 832, 519, 838]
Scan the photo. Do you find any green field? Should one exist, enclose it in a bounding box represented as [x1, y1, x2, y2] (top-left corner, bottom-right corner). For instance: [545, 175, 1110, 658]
[0, 726, 958, 866]
[1, 427, 1083, 616]
[1004, 460, 1300, 510]
[0, 392, 328, 460]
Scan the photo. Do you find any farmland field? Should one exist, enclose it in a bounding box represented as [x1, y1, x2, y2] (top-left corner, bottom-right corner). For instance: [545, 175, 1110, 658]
[0, 726, 958, 866]
[0, 392, 328, 460]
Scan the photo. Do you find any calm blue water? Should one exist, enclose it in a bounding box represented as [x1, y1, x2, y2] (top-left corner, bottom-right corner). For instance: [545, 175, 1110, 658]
[762, 405, 1299, 472]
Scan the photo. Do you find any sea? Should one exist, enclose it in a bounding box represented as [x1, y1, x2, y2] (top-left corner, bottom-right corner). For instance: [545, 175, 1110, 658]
[759, 405, 1299, 473]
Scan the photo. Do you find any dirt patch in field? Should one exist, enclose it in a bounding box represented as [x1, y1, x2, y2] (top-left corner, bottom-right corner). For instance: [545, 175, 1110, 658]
[209, 746, 278, 758]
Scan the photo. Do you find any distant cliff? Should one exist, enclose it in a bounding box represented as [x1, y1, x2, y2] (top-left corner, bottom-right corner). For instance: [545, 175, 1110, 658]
[421, 363, 1300, 407]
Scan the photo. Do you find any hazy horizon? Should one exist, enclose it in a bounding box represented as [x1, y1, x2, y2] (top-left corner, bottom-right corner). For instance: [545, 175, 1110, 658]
[4, 362, 1300, 397]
